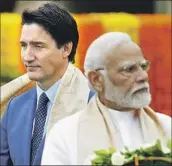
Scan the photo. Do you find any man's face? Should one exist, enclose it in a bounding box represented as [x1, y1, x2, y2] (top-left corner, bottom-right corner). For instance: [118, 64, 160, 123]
[20, 23, 66, 86]
[102, 42, 151, 109]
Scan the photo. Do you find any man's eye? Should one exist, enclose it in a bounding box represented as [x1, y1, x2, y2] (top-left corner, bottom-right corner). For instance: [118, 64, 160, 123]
[141, 62, 150, 71]
[125, 65, 136, 73]
[21, 44, 27, 48]
[141, 64, 147, 70]
[35, 45, 43, 48]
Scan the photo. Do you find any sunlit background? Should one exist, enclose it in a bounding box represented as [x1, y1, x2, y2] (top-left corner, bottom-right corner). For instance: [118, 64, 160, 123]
[0, 0, 171, 116]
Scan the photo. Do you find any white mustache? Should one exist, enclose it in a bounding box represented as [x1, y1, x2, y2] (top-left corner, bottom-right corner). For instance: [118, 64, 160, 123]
[131, 83, 149, 94]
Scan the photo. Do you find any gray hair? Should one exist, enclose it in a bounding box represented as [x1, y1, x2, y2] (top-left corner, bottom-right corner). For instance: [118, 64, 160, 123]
[84, 32, 133, 77]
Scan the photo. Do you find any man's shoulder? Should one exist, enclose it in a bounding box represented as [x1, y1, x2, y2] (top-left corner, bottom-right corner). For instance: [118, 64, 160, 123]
[155, 112, 171, 137]
[11, 87, 36, 103]
[2, 87, 37, 128]
[6, 87, 37, 113]
[156, 112, 171, 122]
[155, 112, 171, 126]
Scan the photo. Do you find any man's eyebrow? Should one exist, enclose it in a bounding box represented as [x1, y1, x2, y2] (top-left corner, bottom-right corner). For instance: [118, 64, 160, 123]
[119, 60, 147, 67]
[119, 61, 136, 68]
[30, 41, 46, 45]
[20, 41, 26, 44]
[19, 41, 46, 45]
[140, 60, 148, 64]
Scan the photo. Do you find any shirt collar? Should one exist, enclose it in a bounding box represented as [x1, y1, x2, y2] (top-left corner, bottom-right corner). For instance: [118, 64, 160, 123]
[36, 80, 61, 104]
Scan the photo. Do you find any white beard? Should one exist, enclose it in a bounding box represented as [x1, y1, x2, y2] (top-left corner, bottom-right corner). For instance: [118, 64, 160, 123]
[102, 73, 151, 109]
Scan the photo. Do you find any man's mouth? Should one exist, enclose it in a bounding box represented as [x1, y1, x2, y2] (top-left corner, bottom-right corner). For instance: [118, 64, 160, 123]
[26, 66, 40, 71]
[133, 87, 148, 94]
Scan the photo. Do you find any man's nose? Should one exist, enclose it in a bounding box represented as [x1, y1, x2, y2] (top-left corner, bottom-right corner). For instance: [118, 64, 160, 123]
[135, 70, 148, 83]
[22, 47, 35, 61]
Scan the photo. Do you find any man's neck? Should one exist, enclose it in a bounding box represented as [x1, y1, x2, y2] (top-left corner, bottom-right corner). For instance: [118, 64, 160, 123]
[37, 79, 59, 91]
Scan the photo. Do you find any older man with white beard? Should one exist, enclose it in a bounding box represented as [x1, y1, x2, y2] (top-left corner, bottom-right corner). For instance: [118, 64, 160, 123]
[41, 32, 171, 165]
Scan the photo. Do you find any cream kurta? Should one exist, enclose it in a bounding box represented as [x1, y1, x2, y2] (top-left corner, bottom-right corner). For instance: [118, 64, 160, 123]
[41, 95, 171, 165]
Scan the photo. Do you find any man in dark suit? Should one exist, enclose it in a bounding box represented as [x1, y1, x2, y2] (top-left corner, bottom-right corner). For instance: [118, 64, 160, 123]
[0, 3, 94, 165]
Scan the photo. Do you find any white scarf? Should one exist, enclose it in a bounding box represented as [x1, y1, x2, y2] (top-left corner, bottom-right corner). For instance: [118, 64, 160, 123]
[46, 63, 90, 133]
[77, 95, 168, 164]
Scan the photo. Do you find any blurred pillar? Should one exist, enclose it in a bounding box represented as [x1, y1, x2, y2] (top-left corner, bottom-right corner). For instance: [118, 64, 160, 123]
[1, 13, 23, 82]
[154, 0, 172, 14]
[166, 0, 172, 14]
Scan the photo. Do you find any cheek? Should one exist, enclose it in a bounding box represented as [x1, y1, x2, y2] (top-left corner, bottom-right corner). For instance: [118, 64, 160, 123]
[42, 59, 54, 70]
[110, 74, 134, 92]
[36, 56, 52, 72]
[21, 52, 24, 61]
[43, 58, 61, 73]
[124, 80, 135, 93]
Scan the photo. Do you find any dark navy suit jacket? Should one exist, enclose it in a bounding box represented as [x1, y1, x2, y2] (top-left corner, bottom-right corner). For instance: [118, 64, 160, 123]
[0, 88, 95, 165]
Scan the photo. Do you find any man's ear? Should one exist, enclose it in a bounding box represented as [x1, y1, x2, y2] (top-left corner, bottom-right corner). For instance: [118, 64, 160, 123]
[88, 71, 104, 92]
[62, 42, 73, 59]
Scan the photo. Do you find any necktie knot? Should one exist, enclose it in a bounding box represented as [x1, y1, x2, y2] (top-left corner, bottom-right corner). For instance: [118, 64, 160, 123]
[38, 92, 49, 106]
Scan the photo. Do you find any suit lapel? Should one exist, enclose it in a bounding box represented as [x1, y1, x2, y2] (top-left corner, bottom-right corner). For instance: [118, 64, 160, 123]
[21, 88, 37, 165]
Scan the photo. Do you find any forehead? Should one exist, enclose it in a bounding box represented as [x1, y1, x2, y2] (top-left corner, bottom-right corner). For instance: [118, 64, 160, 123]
[106, 42, 146, 67]
[20, 23, 53, 43]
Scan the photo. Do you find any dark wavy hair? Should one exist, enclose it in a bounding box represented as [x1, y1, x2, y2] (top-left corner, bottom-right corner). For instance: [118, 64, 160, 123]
[21, 3, 79, 63]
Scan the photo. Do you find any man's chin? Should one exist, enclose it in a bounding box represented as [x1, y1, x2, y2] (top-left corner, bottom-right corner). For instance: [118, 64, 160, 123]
[27, 72, 41, 81]
[131, 94, 152, 109]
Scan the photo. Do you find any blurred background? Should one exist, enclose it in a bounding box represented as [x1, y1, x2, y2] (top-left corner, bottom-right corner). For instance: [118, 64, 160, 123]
[0, 0, 171, 116]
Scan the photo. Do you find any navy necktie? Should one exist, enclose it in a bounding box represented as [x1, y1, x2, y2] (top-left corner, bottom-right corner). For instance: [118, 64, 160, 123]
[31, 92, 49, 165]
